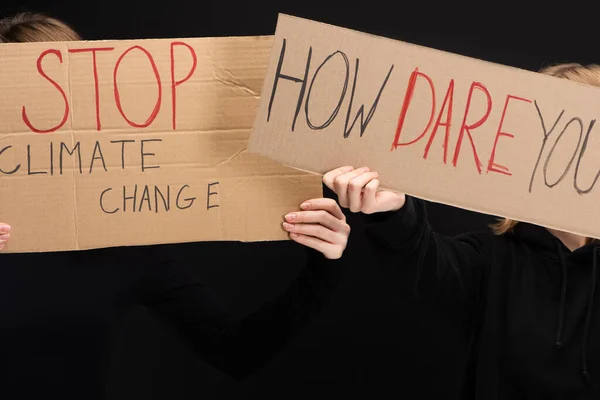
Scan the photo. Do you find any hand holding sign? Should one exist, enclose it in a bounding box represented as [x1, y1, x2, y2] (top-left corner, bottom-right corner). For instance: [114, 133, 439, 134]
[282, 198, 350, 259]
[0, 224, 10, 251]
[323, 166, 405, 214]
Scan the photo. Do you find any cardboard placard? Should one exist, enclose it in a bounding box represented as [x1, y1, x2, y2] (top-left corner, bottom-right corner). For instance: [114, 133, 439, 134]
[0, 35, 322, 253]
[248, 14, 600, 239]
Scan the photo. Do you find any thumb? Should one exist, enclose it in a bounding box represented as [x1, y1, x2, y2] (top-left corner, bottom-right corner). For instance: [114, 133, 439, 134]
[375, 191, 406, 213]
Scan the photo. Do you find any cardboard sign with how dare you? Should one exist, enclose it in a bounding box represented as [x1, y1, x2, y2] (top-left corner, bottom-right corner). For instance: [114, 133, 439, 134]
[0, 36, 321, 253]
[249, 14, 600, 239]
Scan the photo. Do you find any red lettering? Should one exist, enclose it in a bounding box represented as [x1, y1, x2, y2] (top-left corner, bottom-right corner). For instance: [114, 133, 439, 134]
[424, 79, 454, 163]
[391, 68, 436, 149]
[170, 41, 197, 130]
[22, 49, 70, 134]
[113, 46, 162, 128]
[487, 94, 532, 176]
[451, 82, 492, 174]
[69, 47, 115, 131]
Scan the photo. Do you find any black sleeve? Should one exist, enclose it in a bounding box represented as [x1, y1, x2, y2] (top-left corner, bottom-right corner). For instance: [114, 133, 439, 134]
[363, 196, 490, 323]
[140, 245, 345, 380]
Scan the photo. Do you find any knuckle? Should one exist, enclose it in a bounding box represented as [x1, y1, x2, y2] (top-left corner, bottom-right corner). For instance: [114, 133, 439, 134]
[316, 210, 328, 220]
[315, 224, 327, 237]
[291, 232, 304, 241]
[349, 204, 361, 213]
[362, 205, 375, 214]
[291, 224, 303, 233]
[333, 176, 347, 188]
[349, 180, 362, 190]
[300, 224, 313, 234]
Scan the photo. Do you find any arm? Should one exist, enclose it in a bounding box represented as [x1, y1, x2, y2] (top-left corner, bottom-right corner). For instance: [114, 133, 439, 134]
[141, 199, 348, 380]
[364, 195, 488, 304]
[322, 166, 489, 321]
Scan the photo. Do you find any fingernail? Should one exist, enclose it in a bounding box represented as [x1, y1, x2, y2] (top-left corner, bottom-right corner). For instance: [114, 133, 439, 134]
[300, 202, 310, 210]
[344, 166, 354, 171]
[0, 224, 11, 233]
[0, 234, 9, 241]
[282, 222, 294, 229]
[362, 167, 370, 172]
[285, 213, 296, 221]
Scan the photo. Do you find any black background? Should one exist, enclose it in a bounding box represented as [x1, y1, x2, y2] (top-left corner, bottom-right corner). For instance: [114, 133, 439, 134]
[0, 1, 593, 399]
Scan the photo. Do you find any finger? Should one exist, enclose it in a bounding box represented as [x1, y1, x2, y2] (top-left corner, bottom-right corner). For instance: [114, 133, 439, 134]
[289, 233, 342, 259]
[323, 166, 354, 190]
[284, 210, 345, 232]
[0, 233, 10, 242]
[334, 167, 370, 207]
[283, 222, 339, 243]
[348, 171, 379, 212]
[362, 178, 380, 213]
[0, 223, 11, 235]
[297, 198, 345, 220]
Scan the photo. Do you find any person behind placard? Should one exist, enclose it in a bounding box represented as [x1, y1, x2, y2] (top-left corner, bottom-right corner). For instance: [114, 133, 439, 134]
[0, 12, 351, 399]
[321, 64, 600, 399]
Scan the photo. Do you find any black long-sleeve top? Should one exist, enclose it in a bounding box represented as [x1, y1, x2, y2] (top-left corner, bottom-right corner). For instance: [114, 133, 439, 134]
[0, 243, 344, 399]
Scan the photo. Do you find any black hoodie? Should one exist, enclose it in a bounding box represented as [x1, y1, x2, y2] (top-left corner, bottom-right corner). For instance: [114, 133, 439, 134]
[0, 244, 344, 399]
[364, 196, 600, 399]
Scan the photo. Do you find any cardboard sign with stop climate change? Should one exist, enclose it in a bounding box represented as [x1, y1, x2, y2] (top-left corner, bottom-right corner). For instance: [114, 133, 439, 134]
[0, 36, 321, 252]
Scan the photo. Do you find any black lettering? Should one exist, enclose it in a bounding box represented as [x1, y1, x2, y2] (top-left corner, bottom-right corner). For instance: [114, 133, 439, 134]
[543, 117, 583, 188]
[60, 141, 82, 175]
[305, 51, 349, 130]
[344, 59, 394, 138]
[139, 185, 152, 212]
[123, 185, 137, 212]
[207, 182, 219, 209]
[27, 145, 46, 175]
[529, 101, 564, 193]
[50, 142, 54, 176]
[0, 146, 20, 175]
[574, 119, 599, 194]
[110, 139, 135, 169]
[141, 139, 162, 172]
[89, 140, 107, 173]
[176, 184, 195, 210]
[154, 185, 170, 212]
[267, 39, 312, 131]
[100, 188, 118, 214]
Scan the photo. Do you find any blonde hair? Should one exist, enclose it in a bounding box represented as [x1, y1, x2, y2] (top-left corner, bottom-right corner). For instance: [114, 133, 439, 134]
[491, 62, 600, 235]
[0, 12, 80, 43]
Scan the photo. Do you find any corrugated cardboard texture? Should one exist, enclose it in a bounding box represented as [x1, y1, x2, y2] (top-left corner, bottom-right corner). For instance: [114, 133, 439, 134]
[249, 14, 600, 239]
[0, 35, 322, 253]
